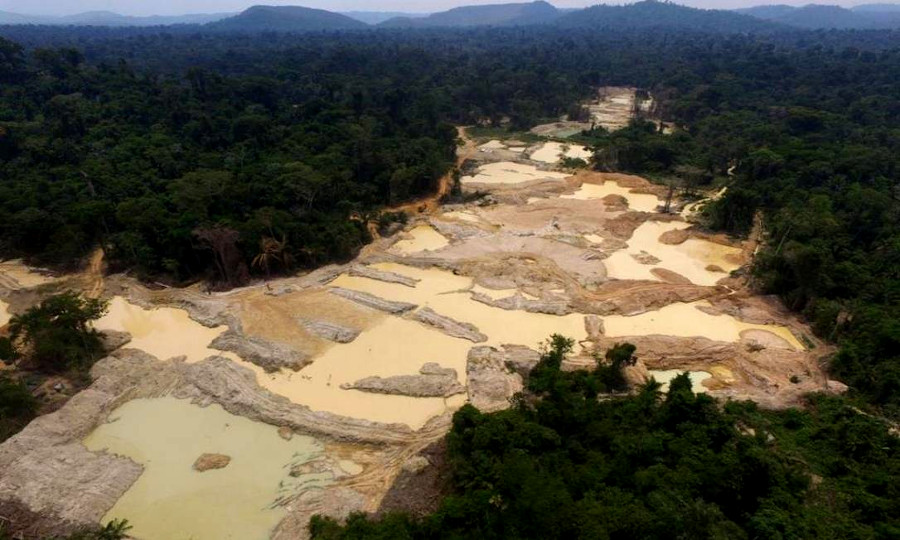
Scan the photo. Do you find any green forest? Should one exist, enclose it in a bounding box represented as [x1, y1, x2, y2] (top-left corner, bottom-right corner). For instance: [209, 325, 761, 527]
[1, 21, 899, 539]
[313, 337, 900, 539]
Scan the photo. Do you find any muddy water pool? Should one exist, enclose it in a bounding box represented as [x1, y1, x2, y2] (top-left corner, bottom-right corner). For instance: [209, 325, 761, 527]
[560, 181, 661, 213]
[83, 397, 329, 540]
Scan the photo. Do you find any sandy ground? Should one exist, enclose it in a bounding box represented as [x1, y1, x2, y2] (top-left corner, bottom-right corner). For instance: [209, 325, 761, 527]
[0, 124, 842, 539]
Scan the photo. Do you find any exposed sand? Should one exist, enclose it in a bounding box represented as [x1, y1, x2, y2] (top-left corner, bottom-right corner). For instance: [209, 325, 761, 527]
[560, 181, 661, 213]
[391, 225, 450, 255]
[0, 260, 57, 290]
[94, 297, 236, 363]
[648, 369, 712, 393]
[0, 299, 9, 327]
[604, 221, 741, 286]
[478, 140, 507, 151]
[604, 301, 803, 350]
[461, 162, 569, 185]
[441, 211, 481, 224]
[530, 142, 592, 164]
[83, 397, 329, 540]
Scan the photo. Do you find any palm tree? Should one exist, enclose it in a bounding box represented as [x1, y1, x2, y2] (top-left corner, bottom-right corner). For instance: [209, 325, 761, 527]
[252, 235, 293, 277]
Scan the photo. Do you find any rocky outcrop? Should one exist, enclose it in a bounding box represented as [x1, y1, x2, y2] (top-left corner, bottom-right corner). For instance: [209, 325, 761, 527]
[651, 268, 692, 284]
[411, 307, 487, 343]
[658, 228, 689, 245]
[502, 344, 541, 377]
[466, 347, 524, 413]
[193, 453, 231, 472]
[401, 456, 430, 474]
[349, 265, 419, 287]
[99, 330, 132, 352]
[585, 315, 605, 339]
[329, 287, 417, 314]
[471, 291, 569, 315]
[298, 319, 360, 343]
[622, 357, 651, 387]
[210, 332, 309, 372]
[631, 251, 661, 265]
[341, 363, 464, 398]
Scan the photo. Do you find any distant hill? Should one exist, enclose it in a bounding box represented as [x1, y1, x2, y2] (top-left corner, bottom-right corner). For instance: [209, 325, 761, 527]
[0, 10, 229, 26]
[555, 1, 782, 32]
[379, 1, 560, 28]
[852, 3, 900, 12]
[737, 3, 900, 28]
[208, 5, 369, 32]
[341, 11, 429, 25]
[734, 4, 798, 19]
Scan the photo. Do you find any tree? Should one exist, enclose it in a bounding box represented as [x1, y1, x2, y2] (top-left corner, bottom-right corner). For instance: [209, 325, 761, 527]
[252, 235, 293, 277]
[193, 226, 248, 287]
[597, 342, 637, 392]
[8, 292, 108, 373]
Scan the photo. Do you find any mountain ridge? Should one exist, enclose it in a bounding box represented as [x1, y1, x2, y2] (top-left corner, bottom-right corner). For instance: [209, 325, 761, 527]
[378, 1, 560, 28]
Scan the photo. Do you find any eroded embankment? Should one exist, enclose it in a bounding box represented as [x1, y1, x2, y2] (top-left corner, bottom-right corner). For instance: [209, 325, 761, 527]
[0, 121, 843, 539]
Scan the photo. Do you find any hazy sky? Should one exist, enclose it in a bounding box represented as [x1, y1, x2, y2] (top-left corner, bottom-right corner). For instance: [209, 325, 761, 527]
[0, 0, 864, 17]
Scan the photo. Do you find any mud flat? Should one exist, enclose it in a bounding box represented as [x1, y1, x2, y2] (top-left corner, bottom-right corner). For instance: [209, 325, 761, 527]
[460, 162, 569, 185]
[83, 397, 330, 540]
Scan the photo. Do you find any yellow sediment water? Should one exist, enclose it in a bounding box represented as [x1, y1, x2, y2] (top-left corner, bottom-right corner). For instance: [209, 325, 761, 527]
[560, 181, 661, 213]
[461, 162, 569, 185]
[530, 142, 592, 164]
[332, 264, 587, 349]
[0, 299, 9, 327]
[648, 369, 712, 393]
[246, 316, 472, 428]
[604, 221, 741, 286]
[604, 301, 803, 350]
[83, 397, 329, 540]
[93, 297, 236, 363]
[391, 225, 449, 255]
[94, 298, 464, 428]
